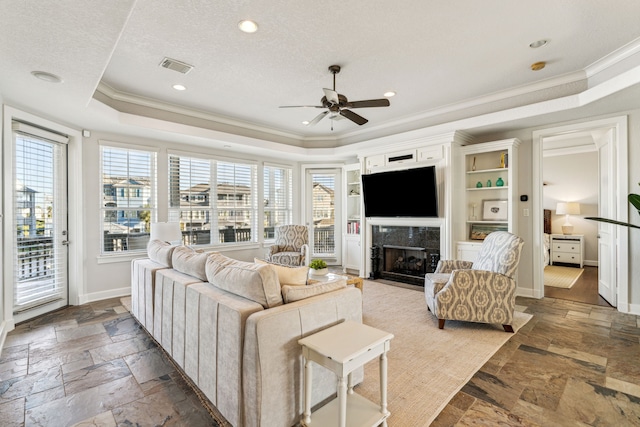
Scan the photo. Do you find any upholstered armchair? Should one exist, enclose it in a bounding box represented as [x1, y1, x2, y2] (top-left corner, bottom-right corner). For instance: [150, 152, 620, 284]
[266, 225, 310, 266]
[424, 231, 524, 332]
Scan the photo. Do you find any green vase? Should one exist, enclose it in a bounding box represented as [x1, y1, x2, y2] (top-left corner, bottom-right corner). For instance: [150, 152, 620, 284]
[476, 181, 483, 188]
[486, 179, 492, 187]
[496, 177, 504, 187]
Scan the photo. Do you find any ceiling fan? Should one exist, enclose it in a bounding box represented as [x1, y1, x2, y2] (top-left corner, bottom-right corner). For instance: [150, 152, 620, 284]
[280, 65, 390, 128]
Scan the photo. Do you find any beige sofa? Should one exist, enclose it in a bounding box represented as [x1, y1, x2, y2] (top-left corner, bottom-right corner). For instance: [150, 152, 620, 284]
[131, 240, 363, 427]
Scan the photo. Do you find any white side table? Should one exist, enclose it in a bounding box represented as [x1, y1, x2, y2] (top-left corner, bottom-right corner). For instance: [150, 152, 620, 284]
[298, 321, 394, 427]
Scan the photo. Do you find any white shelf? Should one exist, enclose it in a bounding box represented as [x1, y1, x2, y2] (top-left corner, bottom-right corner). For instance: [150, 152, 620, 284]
[467, 220, 508, 224]
[466, 186, 508, 191]
[466, 167, 508, 175]
[302, 393, 387, 427]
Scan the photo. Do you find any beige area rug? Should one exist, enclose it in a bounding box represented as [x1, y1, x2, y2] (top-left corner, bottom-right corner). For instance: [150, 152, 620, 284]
[356, 280, 532, 426]
[544, 265, 584, 288]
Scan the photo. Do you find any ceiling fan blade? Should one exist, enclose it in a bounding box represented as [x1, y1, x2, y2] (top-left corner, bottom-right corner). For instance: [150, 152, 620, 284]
[340, 109, 368, 125]
[323, 88, 339, 105]
[307, 111, 329, 126]
[346, 98, 390, 108]
[279, 105, 324, 108]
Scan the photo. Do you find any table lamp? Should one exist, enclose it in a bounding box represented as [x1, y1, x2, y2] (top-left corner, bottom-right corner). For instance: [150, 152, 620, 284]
[150, 222, 182, 244]
[556, 202, 581, 235]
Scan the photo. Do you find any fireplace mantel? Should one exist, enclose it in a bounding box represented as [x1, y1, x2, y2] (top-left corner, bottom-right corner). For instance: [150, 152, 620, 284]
[366, 217, 444, 228]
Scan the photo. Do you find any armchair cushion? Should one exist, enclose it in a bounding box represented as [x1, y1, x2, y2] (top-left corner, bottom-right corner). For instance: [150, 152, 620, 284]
[434, 260, 473, 274]
[472, 231, 524, 279]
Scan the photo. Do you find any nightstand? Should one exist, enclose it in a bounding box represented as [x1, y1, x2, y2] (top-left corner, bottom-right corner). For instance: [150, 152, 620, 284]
[550, 234, 584, 268]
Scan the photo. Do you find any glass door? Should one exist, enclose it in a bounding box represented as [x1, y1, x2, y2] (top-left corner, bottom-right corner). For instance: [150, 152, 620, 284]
[11, 125, 68, 321]
[306, 169, 341, 263]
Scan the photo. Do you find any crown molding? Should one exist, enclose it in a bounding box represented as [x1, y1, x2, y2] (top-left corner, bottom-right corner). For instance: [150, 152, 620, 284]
[585, 36, 640, 78]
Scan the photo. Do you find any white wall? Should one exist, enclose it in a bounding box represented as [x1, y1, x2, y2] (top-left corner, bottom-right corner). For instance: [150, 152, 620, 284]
[543, 151, 599, 263]
[81, 130, 302, 302]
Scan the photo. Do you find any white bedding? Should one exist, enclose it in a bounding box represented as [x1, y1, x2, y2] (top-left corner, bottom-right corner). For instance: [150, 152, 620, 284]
[543, 233, 550, 266]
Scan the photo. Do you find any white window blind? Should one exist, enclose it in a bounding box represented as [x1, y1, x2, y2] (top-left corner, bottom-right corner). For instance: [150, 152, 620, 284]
[216, 161, 258, 244]
[12, 129, 67, 311]
[263, 165, 293, 239]
[168, 154, 211, 245]
[100, 146, 156, 253]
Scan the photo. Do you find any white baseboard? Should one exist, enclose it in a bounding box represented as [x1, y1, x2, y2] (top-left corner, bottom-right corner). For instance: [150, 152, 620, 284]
[78, 287, 131, 305]
[517, 286, 543, 299]
[625, 303, 640, 316]
[584, 260, 598, 267]
[0, 319, 15, 358]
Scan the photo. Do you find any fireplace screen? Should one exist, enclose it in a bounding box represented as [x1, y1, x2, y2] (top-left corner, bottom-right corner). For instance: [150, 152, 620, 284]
[382, 245, 427, 282]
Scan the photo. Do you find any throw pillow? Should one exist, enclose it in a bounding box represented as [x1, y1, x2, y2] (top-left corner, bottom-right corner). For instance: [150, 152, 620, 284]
[172, 245, 209, 281]
[147, 239, 175, 268]
[206, 253, 283, 308]
[281, 280, 346, 304]
[254, 258, 309, 286]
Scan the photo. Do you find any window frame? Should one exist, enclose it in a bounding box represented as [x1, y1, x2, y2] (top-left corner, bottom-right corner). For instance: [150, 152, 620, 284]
[99, 142, 158, 255]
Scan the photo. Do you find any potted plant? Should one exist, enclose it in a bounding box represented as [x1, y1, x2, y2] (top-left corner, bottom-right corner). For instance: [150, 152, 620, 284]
[586, 186, 640, 229]
[309, 259, 328, 276]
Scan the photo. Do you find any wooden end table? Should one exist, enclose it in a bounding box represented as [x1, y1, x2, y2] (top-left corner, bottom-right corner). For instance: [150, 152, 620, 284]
[298, 321, 393, 427]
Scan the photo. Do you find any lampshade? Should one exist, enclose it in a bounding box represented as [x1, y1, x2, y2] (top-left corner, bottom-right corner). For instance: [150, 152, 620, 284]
[150, 222, 182, 243]
[556, 202, 581, 215]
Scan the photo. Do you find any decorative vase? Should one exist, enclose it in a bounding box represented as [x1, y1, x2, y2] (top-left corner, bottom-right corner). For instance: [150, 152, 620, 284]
[486, 179, 492, 187]
[476, 181, 483, 188]
[310, 268, 328, 276]
[496, 177, 504, 187]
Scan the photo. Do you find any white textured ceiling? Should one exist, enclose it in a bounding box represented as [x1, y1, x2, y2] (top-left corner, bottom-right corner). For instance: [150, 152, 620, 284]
[2, 0, 640, 148]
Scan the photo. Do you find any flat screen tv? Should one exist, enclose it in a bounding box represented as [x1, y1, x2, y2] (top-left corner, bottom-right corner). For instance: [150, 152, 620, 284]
[361, 166, 438, 217]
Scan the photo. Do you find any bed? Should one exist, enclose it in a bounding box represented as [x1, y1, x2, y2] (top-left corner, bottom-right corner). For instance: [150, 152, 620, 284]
[543, 209, 551, 265]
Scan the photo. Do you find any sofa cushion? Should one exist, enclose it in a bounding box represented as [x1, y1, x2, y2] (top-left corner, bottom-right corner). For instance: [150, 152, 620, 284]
[172, 246, 208, 281]
[281, 280, 346, 303]
[254, 258, 309, 286]
[147, 239, 175, 268]
[206, 253, 283, 308]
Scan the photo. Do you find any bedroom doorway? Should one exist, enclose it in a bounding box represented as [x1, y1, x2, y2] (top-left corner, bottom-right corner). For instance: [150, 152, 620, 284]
[532, 116, 628, 308]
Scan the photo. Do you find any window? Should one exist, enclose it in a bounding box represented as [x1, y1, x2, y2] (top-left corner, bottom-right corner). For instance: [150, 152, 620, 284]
[216, 161, 257, 243]
[263, 165, 293, 239]
[100, 145, 156, 253]
[168, 154, 258, 245]
[168, 154, 211, 245]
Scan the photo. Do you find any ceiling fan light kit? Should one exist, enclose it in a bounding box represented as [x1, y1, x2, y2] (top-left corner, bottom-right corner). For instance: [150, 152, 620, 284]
[280, 64, 390, 128]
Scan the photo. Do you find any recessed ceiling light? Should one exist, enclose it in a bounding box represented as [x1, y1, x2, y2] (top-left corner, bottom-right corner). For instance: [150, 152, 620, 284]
[238, 20, 258, 33]
[384, 91, 396, 97]
[529, 39, 548, 49]
[31, 71, 63, 83]
[302, 120, 310, 125]
[531, 61, 546, 71]
[172, 84, 187, 91]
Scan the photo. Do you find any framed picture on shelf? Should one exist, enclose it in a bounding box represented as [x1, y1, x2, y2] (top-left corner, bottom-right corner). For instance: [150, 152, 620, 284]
[482, 199, 508, 221]
[470, 223, 508, 240]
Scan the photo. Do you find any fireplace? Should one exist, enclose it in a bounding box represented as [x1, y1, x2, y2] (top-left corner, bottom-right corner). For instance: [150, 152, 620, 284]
[370, 225, 440, 286]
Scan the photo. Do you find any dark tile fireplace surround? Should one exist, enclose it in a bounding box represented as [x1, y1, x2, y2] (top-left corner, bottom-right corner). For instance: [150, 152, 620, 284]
[370, 225, 440, 286]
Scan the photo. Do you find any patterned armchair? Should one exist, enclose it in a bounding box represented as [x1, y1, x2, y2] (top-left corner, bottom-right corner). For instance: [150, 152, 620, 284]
[266, 225, 310, 266]
[424, 231, 524, 332]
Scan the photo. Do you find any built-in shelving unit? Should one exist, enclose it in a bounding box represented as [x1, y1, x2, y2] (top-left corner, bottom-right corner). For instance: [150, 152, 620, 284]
[455, 139, 520, 261]
[343, 164, 362, 273]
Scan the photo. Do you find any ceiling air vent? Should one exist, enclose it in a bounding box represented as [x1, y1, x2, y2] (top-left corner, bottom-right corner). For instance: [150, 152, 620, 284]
[159, 57, 194, 74]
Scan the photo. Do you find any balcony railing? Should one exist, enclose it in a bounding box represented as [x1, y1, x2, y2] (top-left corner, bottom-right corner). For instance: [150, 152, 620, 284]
[17, 236, 53, 280]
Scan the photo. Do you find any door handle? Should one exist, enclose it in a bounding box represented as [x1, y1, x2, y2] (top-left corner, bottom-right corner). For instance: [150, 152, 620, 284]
[62, 240, 71, 246]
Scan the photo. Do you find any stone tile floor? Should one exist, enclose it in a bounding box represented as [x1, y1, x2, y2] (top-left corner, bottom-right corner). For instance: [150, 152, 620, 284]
[0, 298, 218, 427]
[434, 296, 640, 426]
[1, 294, 639, 426]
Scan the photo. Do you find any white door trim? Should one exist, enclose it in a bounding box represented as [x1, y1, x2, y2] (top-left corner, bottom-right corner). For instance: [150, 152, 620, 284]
[2, 106, 84, 329]
[532, 116, 628, 310]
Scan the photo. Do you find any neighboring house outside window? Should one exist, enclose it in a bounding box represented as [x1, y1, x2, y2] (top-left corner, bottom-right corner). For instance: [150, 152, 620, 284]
[100, 145, 156, 253]
[168, 153, 258, 245]
[263, 165, 293, 240]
